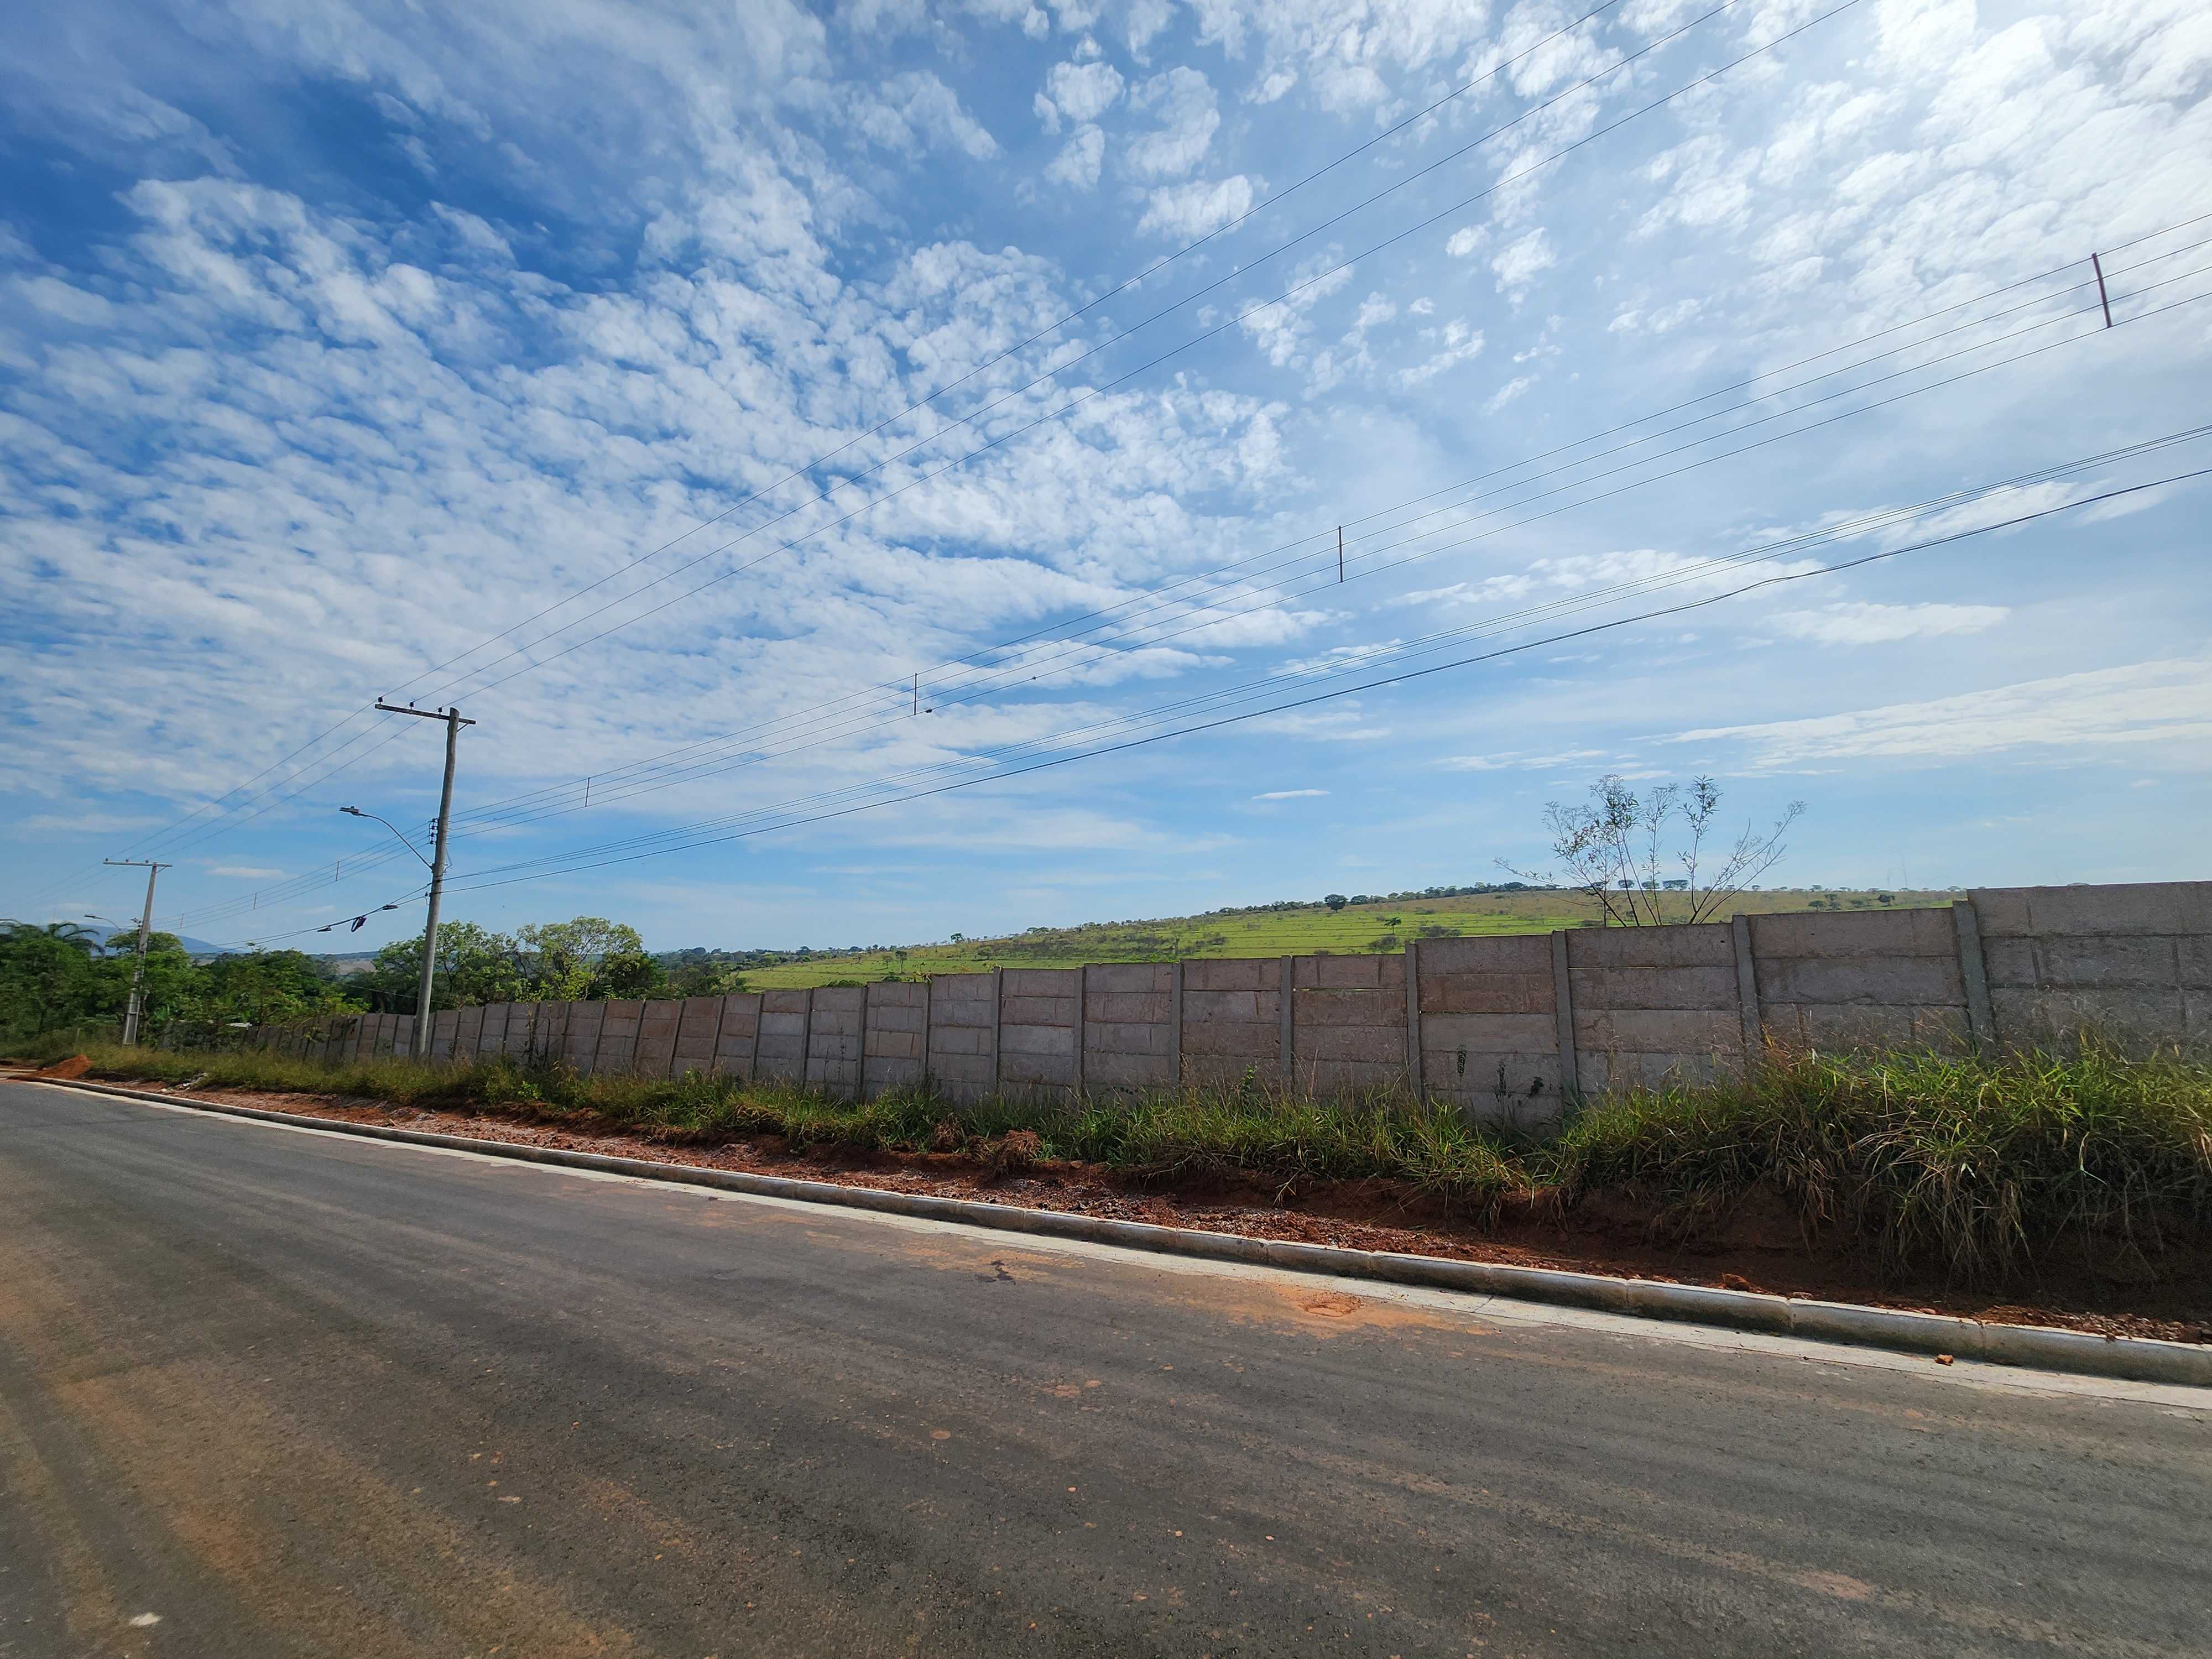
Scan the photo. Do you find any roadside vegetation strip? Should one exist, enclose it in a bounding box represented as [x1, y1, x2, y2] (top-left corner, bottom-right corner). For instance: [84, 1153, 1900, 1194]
[15, 1036, 2211, 1289]
[19, 1070, 2212, 1390]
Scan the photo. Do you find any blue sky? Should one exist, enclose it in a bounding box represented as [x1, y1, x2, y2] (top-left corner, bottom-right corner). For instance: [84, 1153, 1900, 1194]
[4, 0, 2209, 953]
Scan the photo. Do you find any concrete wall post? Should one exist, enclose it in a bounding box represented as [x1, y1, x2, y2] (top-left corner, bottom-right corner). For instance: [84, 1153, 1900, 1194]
[1551, 931, 1580, 1100]
[1170, 959, 1185, 1090]
[1731, 913, 1764, 1069]
[800, 987, 816, 1093]
[860, 980, 876, 1099]
[921, 974, 933, 1088]
[1279, 955, 1295, 1082]
[1953, 899, 1995, 1053]
[1403, 940, 1425, 1099]
[1073, 964, 1087, 1097]
[990, 967, 1003, 1094]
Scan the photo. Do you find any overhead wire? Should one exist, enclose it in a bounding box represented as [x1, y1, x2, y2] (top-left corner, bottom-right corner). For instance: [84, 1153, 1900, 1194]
[414, 223, 2208, 839]
[76, 0, 1663, 881]
[374, 462, 2209, 913]
[158, 247, 2212, 928]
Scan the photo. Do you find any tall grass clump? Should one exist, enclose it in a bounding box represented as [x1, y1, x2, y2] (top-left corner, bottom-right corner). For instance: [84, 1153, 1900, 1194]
[1549, 1039, 2212, 1282]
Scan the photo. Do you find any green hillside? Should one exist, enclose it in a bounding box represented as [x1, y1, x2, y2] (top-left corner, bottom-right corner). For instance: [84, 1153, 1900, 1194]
[736, 886, 1951, 989]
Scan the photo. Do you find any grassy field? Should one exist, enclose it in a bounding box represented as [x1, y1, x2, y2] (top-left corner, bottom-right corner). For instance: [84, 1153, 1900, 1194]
[743, 887, 1954, 988]
[17, 1034, 2205, 1286]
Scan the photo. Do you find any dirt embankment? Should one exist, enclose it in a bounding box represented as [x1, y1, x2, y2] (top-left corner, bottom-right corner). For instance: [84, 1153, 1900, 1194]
[31, 1067, 2208, 1348]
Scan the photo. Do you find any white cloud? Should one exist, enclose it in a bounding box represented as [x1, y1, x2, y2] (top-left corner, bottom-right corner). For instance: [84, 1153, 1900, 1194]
[1035, 58, 1125, 132]
[1668, 658, 2212, 768]
[1769, 601, 2009, 645]
[1138, 174, 1260, 238]
[1253, 787, 1328, 799]
[1126, 67, 1219, 179]
[209, 865, 285, 879]
[1397, 320, 1485, 387]
[1044, 123, 1107, 188]
[1490, 227, 1555, 300]
[1483, 373, 1533, 411]
[1444, 225, 1487, 259]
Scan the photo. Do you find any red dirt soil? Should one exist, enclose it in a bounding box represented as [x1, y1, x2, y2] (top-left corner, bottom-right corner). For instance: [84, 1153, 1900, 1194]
[23, 1071, 2211, 1348]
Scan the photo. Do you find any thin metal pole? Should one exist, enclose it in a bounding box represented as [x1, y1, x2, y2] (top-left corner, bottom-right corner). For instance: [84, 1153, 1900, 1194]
[106, 860, 165, 1045]
[2091, 252, 2112, 328]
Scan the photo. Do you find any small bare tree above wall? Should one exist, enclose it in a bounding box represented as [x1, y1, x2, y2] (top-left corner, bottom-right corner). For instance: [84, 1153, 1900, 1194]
[1501, 775, 1805, 926]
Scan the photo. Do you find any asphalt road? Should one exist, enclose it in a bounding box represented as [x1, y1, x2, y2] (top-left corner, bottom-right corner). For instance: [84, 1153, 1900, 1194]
[2, 1080, 2207, 1658]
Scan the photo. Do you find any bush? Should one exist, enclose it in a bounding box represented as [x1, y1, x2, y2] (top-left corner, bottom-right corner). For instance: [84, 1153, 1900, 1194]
[1548, 1040, 2212, 1281]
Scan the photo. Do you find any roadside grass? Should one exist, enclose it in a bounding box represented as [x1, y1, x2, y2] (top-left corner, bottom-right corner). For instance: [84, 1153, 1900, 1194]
[1550, 1040, 2212, 1283]
[17, 1034, 2208, 1285]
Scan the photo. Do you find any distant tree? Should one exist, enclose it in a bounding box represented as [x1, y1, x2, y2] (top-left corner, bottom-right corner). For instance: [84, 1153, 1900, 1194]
[1323, 894, 1349, 911]
[515, 916, 646, 1001]
[666, 961, 743, 999]
[0, 921, 107, 1035]
[1502, 774, 1805, 927]
[362, 922, 526, 1013]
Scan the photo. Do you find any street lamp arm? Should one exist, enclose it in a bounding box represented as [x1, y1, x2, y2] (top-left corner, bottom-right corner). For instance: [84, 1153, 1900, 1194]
[340, 806, 434, 869]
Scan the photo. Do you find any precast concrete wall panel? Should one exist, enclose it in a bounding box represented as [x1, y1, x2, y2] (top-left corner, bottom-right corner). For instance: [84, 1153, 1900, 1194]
[478, 1003, 510, 1058]
[1290, 953, 1408, 1094]
[536, 1001, 572, 1065]
[1750, 907, 1968, 1053]
[1416, 933, 1562, 1126]
[756, 990, 809, 1083]
[863, 982, 928, 1098]
[999, 968, 1079, 1095]
[712, 993, 762, 1077]
[428, 1009, 460, 1063]
[455, 1005, 485, 1062]
[588, 1000, 638, 1073]
[1566, 924, 1739, 1094]
[927, 973, 997, 1100]
[633, 999, 682, 1077]
[808, 987, 865, 1098]
[1083, 962, 1174, 1092]
[1178, 957, 1284, 1087]
[672, 996, 724, 1077]
[562, 1000, 607, 1074]
[1972, 881, 2212, 1051]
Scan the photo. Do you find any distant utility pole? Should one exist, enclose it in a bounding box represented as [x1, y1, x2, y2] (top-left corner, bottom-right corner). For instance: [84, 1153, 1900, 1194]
[103, 858, 170, 1045]
[375, 702, 476, 1057]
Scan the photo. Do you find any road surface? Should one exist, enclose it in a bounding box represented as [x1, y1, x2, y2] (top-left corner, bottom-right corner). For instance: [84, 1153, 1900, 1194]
[2, 1078, 2206, 1657]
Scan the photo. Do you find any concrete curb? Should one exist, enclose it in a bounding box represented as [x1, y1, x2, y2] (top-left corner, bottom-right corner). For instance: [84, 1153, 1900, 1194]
[26, 1074, 2212, 1390]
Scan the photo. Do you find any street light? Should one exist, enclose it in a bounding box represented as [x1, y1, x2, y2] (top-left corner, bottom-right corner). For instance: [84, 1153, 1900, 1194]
[339, 805, 433, 869]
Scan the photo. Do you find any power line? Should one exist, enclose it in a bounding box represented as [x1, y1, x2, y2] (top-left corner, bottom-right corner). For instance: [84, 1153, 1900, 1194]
[275, 427, 2211, 900]
[418, 227, 2206, 839]
[385, 463, 2208, 912]
[420, 0, 1865, 714]
[402, 263, 2212, 843]
[158, 257, 2212, 931]
[73, 0, 1660, 881]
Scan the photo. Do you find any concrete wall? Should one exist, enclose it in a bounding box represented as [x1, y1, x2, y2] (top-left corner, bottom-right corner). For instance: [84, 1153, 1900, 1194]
[1973, 881, 2212, 1051]
[267, 881, 2210, 1123]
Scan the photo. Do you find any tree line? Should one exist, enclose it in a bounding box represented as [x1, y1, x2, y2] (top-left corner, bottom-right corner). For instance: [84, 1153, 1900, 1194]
[0, 915, 745, 1046]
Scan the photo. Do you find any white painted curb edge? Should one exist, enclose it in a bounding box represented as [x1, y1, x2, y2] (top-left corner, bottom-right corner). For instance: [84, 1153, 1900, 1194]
[33, 1075, 2212, 1389]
